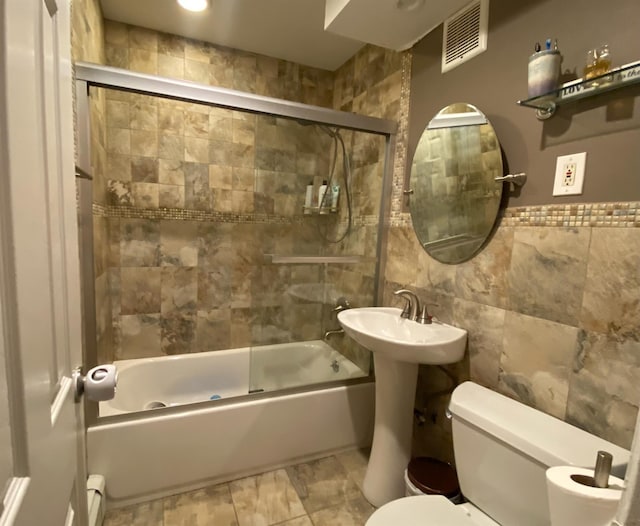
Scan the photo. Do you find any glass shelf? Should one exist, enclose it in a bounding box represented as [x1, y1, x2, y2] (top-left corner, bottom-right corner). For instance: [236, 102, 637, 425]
[517, 59, 640, 119]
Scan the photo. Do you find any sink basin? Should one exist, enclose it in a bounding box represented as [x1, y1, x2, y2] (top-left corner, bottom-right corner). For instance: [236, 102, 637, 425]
[337, 307, 467, 364]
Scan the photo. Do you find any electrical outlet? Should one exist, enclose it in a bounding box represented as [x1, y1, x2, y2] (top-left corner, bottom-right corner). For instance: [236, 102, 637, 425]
[553, 153, 586, 196]
[562, 162, 576, 186]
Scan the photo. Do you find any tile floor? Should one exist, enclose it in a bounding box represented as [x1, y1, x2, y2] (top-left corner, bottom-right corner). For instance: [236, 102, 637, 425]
[103, 448, 374, 526]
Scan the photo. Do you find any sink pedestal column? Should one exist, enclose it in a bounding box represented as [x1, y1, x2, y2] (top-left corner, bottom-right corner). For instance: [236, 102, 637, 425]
[362, 353, 419, 507]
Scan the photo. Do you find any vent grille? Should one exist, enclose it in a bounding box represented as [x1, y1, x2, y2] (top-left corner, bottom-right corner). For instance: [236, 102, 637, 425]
[442, 0, 488, 73]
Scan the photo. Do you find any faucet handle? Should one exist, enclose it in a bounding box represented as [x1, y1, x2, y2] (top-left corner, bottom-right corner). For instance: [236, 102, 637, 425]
[417, 303, 439, 325]
[417, 305, 432, 324]
[333, 297, 351, 313]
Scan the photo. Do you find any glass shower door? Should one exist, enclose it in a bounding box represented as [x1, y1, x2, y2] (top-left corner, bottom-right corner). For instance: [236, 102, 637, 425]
[248, 120, 387, 394]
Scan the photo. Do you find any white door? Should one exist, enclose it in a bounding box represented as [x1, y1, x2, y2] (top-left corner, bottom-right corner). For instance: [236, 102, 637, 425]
[0, 0, 88, 524]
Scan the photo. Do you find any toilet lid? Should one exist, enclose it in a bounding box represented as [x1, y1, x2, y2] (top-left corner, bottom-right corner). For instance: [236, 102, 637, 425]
[366, 496, 479, 526]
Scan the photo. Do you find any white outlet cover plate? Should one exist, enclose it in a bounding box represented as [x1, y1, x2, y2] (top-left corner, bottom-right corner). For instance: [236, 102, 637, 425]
[553, 152, 587, 196]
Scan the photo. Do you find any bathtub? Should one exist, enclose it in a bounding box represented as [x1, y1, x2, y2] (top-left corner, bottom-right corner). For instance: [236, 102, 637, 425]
[100, 340, 366, 416]
[88, 340, 375, 507]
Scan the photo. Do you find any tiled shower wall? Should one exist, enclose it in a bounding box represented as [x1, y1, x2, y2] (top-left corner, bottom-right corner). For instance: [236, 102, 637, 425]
[320, 46, 407, 367]
[94, 22, 400, 364]
[99, 89, 388, 360]
[103, 92, 333, 215]
[103, 21, 334, 108]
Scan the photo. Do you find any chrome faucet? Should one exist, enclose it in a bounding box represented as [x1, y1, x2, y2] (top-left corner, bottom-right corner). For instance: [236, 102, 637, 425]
[324, 328, 344, 340]
[394, 289, 421, 321]
[325, 297, 350, 340]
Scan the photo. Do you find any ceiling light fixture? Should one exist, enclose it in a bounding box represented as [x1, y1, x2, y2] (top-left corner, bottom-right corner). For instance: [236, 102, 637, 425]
[395, 0, 425, 11]
[177, 0, 209, 12]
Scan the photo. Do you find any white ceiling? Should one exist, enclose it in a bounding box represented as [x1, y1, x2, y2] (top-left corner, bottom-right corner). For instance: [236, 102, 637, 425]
[100, 0, 470, 71]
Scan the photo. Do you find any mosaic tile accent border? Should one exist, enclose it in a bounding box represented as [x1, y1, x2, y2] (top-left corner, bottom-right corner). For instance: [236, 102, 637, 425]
[501, 202, 640, 227]
[99, 204, 301, 224]
[95, 202, 639, 227]
[391, 202, 640, 228]
[93, 202, 381, 226]
[390, 51, 412, 222]
[93, 202, 107, 217]
[389, 213, 412, 227]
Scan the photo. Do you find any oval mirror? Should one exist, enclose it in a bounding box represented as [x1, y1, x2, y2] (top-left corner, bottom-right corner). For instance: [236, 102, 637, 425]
[409, 103, 503, 264]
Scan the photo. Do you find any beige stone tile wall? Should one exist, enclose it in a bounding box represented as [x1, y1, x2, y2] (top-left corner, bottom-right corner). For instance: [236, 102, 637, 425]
[110, 216, 359, 359]
[98, 19, 339, 362]
[71, 0, 105, 65]
[103, 91, 334, 216]
[385, 220, 640, 456]
[101, 86, 384, 360]
[322, 46, 405, 370]
[103, 21, 334, 108]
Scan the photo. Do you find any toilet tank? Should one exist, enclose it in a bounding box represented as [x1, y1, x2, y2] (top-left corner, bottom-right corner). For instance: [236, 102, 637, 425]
[448, 382, 629, 526]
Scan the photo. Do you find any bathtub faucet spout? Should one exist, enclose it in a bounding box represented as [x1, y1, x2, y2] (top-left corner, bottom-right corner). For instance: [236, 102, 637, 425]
[324, 328, 344, 340]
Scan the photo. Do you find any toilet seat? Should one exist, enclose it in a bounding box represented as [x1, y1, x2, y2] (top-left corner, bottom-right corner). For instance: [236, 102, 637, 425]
[366, 496, 496, 526]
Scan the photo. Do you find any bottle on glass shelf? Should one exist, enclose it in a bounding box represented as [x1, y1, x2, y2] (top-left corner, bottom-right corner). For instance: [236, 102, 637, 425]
[584, 45, 612, 86]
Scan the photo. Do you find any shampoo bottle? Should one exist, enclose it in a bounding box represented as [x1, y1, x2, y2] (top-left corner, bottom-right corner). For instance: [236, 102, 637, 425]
[330, 184, 340, 211]
[318, 180, 328, 212]
[304, 181, 313, 213]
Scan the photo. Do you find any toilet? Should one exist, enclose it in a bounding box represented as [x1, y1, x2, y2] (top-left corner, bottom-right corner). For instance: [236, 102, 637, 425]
[366, 382, 630, 526]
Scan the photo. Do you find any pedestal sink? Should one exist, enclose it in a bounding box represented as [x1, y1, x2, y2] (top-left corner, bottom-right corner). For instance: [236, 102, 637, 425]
[337, 307, 467, 507]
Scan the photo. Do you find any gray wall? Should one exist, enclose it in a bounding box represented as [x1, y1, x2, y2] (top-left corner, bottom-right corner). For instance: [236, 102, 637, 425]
[408, 0, 640, 206]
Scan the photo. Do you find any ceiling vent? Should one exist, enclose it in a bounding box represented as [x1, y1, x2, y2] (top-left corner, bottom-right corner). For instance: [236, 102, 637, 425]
[441, 0, 489, 73]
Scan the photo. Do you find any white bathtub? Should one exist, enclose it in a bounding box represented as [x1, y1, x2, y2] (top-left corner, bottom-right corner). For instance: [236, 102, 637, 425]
[88, 340, 374, 507]
[100, 339, 366, 416]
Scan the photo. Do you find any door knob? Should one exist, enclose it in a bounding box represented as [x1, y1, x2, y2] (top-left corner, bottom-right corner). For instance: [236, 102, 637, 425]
[73, 365, 118, 403]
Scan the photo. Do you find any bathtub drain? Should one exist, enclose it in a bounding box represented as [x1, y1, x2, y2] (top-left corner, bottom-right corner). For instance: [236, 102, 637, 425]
[144, 401, 168, 410]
